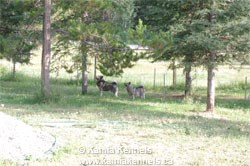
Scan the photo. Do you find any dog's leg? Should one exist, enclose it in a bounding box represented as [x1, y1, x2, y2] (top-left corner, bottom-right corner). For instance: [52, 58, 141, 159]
[132, 89, 135, 100]
[115, 88, 118, 97]
[100, 90, 103, 96]
[140, 91, 145, 99]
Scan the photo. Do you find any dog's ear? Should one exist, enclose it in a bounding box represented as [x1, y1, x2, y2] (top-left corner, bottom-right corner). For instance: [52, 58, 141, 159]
[96, 75, 103, 80]
[128, 82, 131, 85]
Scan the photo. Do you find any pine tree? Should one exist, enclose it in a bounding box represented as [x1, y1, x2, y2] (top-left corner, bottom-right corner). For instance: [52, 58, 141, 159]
[135, 0, 250, 111]
[0, 0, 40, 78]
[53, 0, 139, 94]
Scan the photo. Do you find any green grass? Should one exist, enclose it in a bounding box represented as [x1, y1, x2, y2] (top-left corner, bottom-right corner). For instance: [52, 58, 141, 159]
[0, 63, 250, 165]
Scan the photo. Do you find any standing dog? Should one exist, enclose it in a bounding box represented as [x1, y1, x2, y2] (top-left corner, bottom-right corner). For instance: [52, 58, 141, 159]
[96, 76, 118, 97]
[124, 82, 145, 99]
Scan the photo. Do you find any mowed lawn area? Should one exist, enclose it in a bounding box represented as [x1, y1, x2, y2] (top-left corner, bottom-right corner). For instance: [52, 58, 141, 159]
[0, 58, 250, 166]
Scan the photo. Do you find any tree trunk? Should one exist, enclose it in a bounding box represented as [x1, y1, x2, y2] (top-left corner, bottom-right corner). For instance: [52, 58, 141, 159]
[206, 52, 216, 112]
[172, 59, 177, 88]
[76, 63, 79, 85]
[81, 46, 88, 95]
[41, 0, 51, 99]
[12, 57, 16, 78]
[94, 55, 97, 81]
[184, 63, 192, 97]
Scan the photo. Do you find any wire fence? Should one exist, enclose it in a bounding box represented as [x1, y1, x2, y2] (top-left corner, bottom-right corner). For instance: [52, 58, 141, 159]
[147, 66, 250, 100]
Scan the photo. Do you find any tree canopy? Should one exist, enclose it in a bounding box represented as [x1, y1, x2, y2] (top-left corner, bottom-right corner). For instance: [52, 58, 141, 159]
[136, 0, 250, 65]
[52, 0, 141, 77]
[0, 0, 41, 76]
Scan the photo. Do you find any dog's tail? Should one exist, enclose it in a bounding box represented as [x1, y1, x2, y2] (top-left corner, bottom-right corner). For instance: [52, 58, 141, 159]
[137, 85, 144, 89]
[112, 82, 117, 86]
[112, 82, 118, 89]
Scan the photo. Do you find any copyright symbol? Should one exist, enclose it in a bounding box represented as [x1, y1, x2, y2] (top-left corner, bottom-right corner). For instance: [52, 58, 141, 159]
[79, 147, 86, 154]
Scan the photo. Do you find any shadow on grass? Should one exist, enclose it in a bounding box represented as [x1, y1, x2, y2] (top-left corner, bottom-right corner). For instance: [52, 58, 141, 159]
[193, 95, 250, 110]
[1, 74, 249, 139]
[1, 91, 250, 139]
[216, 97, 250, 110]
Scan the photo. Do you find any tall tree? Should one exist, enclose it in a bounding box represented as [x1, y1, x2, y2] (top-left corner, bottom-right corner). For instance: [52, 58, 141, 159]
[41, 0, 51, 99]
[52, 0, 139, 94]
[134, 0, 193, 93]
[135, 0, 250, 112]
[183, 1, 250, 112]
[0, 0, 41, 78]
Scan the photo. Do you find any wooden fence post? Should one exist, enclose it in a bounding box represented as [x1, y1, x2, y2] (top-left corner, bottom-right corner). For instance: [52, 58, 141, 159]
[153, 68, 156, 89]
[163, 73, 166, 87]
[245, 77, 248, 101]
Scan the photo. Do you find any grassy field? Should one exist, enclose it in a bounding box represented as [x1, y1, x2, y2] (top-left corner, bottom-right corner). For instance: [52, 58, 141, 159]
[0, 57, 250, 166]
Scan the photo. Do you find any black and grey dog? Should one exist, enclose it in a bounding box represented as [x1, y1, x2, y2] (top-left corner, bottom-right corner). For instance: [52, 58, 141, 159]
[96, 76, 118, 97]
[124, 82, 145, 99]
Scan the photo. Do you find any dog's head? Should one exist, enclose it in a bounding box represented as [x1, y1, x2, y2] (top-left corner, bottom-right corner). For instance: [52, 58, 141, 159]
[124, 82, 134, 94]
[124, 82, 131, 87]
[96, 75, 104, 82]
[96, 75, 105, 88]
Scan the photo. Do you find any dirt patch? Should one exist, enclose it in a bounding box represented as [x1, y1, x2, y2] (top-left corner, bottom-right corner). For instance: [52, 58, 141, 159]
[0, 112, 59, 163]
